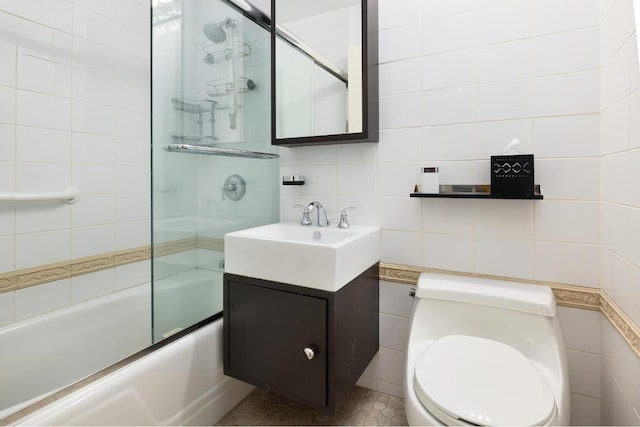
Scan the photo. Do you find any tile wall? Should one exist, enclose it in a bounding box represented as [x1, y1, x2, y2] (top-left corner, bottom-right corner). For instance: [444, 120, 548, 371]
[599, 0, 640, 424]
[280, 0, 639, 424]
[0, 0, 151, 327]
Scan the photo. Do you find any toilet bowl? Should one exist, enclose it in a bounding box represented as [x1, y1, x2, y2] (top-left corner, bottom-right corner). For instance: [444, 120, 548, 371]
[404, 273, 570, 426]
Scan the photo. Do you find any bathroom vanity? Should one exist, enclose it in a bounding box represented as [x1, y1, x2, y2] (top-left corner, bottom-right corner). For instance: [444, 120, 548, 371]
[223, 264, 379, 412]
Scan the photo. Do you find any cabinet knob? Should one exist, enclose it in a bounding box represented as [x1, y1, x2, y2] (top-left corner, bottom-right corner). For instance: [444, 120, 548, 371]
[303, 347, 315, 360]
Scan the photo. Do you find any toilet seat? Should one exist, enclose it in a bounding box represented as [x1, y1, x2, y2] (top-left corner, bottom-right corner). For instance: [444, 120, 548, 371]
[414, 335, 556, 426]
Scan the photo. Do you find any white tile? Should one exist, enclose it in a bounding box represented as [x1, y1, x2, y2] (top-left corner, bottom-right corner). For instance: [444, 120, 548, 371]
[115, 137, 149, 166]
[380, 229, 422, 266]
[378, 196, 422, 231]
[422, 50, 474, 90]
[422, 87, 473, 126]
[73, 4, 118, 48]
[72, 132, 116, 164]
[422, 198, 474, 235]
[535, 201, 600, 244]
[377, 163, 419, 197]
[336, 163, 376, 196]
[533, 115, 600, 158]
[600, 0, 635, 64]
[0, 235, 15, 272]
[474, 199, 534, 239]
[74, 0, 118, 20]
[15, 127, 71, 163]
[379, 0, 420, 29]
[473, 119, 533, 160]
[379, 57, 421, 96]
[378, 128, 422, 163]
[117, 51, 150, 86]
[556, 306, 602, 354]
[116, 23, 149, 59]
[421, 0, 474, 21]
[73, 37, 117, 77]
[421, 160, 474, 185]
[474, 79, 533, 122]
[423, 232, 474, 272]
[15, 229, 71, 269]
[16, 90, 71, 130]
[379, 23, 421, 63]
[117, 0, 149, 33]
[0, 41, 16, 87]
[600, 98, 630, 156]
[475, 237, 534, 280]
[116, 193, 150, 222]
[72, 224, 115, 258]
[335, 195, 377, 226]
[71, 268, 116, 303]
[116, 218, 149, 250]
[422, 124, 474, 162]
[601, 365, 640, 426]
[294, 165, 336, 195]
[71, 194, 115, 227]
[532, 28, 599, 77]
[336, 143, 377, 165]
[116, 165, 150, 194]
[532, 0, 599, 36]
[0, 160, 14, 193]
[0, 10, 72, 65]
[0, 124, 15, 161]
[380, 92, 422, 129]
[533, 71, 600, 117]
[567, 349, 601, 398]
[0, 0, 73, 31]
[570, 393, 602, 426]
[474, 39, 532, 84]
[15, 202, 71, 234]
[15, 279, 70, 321]
[535, 158, 600, 200]
[0, 86, 15, 124]
[16, 53, 71, 97]
[379, 313, 410, 351]
[472, 0, 530, 46]
[422, 11, 474, 55]
[72, 68, 116, 106]
[115, 80, 149, 112]
[0, 291, 14, 326]
[72, 164, 115, 195]
[377, 347, 405, 386]
[115, 261, 150, 290]
[380, 280, 414, 318]
[15, 162, 71, 193]
[535, 241, 601, 287]
[72, 100, 115, 135]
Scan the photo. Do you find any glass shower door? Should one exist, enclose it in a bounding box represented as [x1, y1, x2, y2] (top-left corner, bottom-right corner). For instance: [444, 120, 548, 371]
[151, 0, 278, 342]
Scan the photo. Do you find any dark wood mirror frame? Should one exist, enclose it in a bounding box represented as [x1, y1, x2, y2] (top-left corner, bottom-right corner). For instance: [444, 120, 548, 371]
[271, 0, 378, 147]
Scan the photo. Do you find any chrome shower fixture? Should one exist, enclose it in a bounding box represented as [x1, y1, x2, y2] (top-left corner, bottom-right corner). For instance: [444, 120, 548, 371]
[203, 18, 238, 44]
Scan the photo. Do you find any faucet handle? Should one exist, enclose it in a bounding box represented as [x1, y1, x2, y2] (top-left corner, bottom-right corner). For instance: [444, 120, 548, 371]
[338, 207, 357, 229]
[293, 204, 312, 226]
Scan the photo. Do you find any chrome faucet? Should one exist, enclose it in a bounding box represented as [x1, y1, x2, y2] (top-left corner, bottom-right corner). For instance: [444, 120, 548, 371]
[304, 201, 330, 227]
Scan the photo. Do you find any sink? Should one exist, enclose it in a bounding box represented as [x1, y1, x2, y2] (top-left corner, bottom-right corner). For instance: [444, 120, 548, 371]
[224, 222, 379, 292]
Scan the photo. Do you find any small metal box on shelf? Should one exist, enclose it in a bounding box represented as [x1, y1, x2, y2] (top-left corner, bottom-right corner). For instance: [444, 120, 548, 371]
[410, 184, 543, 199]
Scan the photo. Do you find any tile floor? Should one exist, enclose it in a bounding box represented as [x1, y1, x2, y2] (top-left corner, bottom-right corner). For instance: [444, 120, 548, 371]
[216, 386, 408, 426]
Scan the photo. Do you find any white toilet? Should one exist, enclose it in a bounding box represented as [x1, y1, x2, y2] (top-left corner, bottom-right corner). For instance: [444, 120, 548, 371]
[404, 273, 570, 426]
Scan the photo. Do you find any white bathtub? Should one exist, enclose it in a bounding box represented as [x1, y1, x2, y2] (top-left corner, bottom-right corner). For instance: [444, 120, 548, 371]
[0, 284, 152, 419]
[2, 269, 251, 425]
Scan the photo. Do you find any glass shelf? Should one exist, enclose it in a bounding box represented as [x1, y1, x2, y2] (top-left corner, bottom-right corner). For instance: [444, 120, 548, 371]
[410, 184, 543, 200]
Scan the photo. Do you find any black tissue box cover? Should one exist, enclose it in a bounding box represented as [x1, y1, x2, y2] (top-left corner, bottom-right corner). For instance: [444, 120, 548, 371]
[490, 154, 534, 197]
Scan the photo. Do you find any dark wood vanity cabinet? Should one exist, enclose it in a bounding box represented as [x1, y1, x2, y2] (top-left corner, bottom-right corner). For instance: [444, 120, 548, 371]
[223, 263, 379, 412]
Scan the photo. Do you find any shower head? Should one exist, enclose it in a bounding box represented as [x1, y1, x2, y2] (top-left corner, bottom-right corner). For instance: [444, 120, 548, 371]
[203, 22, 227, 43]
[203, 18, 238, 44]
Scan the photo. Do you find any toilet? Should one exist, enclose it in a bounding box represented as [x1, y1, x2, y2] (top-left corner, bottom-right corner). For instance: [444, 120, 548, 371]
[404, 273, 570, 426]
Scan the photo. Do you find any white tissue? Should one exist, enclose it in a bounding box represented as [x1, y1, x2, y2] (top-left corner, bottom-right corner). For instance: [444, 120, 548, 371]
[503, 138, 520, 155]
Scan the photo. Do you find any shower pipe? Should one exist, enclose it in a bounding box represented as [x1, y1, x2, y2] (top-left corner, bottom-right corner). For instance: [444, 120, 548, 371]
[0, 187, 78, 204]
[167, 143, 279, 159]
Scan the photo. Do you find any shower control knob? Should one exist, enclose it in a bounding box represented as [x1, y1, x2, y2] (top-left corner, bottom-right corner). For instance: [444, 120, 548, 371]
[303, 347, 315, 360]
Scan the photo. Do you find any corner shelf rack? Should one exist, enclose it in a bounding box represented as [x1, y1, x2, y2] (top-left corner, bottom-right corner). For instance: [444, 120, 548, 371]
[410, 185, 543, 200]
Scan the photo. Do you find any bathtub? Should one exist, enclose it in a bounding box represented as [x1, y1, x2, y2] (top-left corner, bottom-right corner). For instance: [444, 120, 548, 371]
[0, 284, 152, 419]
[2, 269, 251, 425]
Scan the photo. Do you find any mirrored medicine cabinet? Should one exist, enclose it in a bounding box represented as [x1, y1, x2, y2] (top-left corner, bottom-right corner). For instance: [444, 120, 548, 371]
[271, 0, 378, 146]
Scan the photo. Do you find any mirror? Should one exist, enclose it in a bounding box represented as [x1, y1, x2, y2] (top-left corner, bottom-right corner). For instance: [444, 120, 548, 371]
[271, 0, 378, 146]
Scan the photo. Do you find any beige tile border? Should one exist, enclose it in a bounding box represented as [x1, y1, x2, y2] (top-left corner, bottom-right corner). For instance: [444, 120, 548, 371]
[0, 238, 226, 295]
[380, 262, 639, 358]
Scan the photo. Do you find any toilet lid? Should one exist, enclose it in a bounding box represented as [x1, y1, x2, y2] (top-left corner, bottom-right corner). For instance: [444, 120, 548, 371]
[414, 335, 556, 426]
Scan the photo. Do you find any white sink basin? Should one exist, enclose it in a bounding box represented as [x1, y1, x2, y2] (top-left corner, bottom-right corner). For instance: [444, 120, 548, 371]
[224, 222, 380, 292]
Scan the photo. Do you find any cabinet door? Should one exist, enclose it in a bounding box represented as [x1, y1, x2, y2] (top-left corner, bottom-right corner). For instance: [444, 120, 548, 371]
[226, 280, 327, 407]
